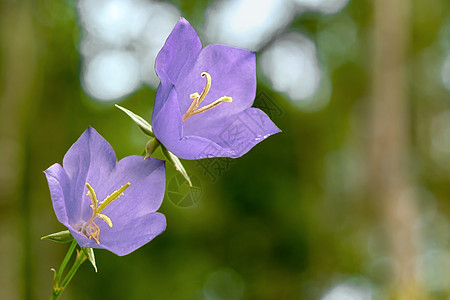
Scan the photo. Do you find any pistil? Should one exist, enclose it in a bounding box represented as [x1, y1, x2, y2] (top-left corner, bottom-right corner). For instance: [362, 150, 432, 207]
[182, 72, 232, 122]
[78, 182, 130, 244]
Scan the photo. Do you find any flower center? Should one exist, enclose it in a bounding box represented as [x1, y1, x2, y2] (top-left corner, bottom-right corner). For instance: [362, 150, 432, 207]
[182, 72, 232, 122]
[76, 182, 130, 244]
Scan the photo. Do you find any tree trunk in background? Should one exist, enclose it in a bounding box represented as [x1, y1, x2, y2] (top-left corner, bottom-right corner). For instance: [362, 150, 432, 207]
[369, 0, 425, 298]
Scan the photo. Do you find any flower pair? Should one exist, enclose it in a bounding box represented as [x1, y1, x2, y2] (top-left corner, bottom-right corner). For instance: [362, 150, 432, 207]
[44, 18, 280, 256]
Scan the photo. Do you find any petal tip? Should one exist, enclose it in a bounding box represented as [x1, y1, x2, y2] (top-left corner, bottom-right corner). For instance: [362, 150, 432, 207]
[177, 16, 192, 27]
[43, 163, 63, 176]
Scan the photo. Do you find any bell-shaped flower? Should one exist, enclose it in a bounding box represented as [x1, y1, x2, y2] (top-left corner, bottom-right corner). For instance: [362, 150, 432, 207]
[44, 127, 166, 256]
[152, 18, 281, 160]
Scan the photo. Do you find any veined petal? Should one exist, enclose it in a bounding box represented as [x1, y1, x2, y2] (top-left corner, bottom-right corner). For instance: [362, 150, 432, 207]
[178, 45, 256, 125]
[99, 156, 166, 220]
[99, 212, 166, 256]
[154, 17, 202, 120]
[152, 87, 228, 159]
[153, 87, 183, 150]
[166, 135, 228, 160]
[62, 127, 116, 224]
[44, 163, 70, 226]
[155, 17, 202, 85]
[182, 108, 281, 159]
[68, 227, 103, 249]
[209, 107, 281, 158]
[154, 85, 280, 159]
[45, 127, 167, 256]
[152, 17, 280, 160]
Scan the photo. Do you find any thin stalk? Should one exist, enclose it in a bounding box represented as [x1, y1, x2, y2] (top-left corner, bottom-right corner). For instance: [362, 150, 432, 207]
[55, 240, 77, 284]
[50, 241, 87, 300]
[60, 250, 87, 288]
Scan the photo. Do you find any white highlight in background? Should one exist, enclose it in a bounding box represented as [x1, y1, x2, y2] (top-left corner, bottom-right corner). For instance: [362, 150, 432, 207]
[293, 0, 350, 14]
[261, 33, 322, 101]
[138, 2, 180, 87]
[78, 0, 149, 46]
[441, 54, 450, 91]
[82, 50, 140, 101]
[78, 0, 180, 100]
[205, 0, 294, 50]
[321, 282, 373, 300]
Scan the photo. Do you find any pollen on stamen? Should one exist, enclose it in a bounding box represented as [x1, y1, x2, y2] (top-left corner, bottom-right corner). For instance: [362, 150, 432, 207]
[182, 72, 233, 122]
[76, 182, 130, 244]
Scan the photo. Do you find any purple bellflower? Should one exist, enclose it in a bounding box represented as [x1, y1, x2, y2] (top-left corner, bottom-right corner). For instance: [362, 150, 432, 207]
[152, 18, 281, 160]
[44, 127, 166, 256]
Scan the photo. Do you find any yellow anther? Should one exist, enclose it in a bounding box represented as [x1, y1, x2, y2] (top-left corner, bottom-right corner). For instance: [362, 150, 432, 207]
[97, 182, 130, 213]
[86, 182, 98, 211]
[78, 182, 130, 244]
[182, 72, 232, 122]
[97, 213, 113, 228]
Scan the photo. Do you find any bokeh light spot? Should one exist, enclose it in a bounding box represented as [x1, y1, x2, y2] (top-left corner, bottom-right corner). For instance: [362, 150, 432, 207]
[138, 2, 180, 87]
[261, 33, 330, 111]
[203, 268, 245, 300]
[417, 250, 450, 293]
[293, 0, 350, 14]
[441, 53, 450, 91]
[78, 0, 149, 46]
[321, 280, 373, 300]
[205, 0, 294, 50]
[82, 50, 140, 101]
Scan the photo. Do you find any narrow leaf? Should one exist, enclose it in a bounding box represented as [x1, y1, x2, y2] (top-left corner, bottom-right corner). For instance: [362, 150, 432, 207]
[41, 230, 73, 243]
[161, 146, 192, 186]
[81, 247, 97, 272]
[115, 104, 154, 137]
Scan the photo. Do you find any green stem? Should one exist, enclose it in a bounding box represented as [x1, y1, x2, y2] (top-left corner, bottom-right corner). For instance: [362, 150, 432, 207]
[61, 250, 87, 287]
[50, 241, 87, 300]
[55, 240, 77, 284]
[50, 289, 60, 300]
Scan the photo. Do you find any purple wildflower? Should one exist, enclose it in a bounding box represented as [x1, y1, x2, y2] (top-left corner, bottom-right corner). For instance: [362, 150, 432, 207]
[152, 18, 281, 160]
[44, 127, 166, 256]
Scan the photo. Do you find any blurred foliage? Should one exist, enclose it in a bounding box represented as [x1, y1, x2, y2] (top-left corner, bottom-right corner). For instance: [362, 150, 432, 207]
[1, 0, 450, 299]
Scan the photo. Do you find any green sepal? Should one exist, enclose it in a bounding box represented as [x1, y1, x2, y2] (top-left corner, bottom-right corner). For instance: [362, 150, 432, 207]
[41, 230, 73, 243]
[81, 247, 97, 273]
[115, 104, 154, 137]
[161, 146, 192, 187]
[145, 138, 160, 159]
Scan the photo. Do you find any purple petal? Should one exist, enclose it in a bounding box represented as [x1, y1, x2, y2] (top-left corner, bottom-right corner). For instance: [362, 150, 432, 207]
[154, 17, 202, 120]
[153, 87, 183, 151]
[184, 107, 281, 159]
[165, 135, 227, 160]
[156, 106, 280, 159]
[45, 127, 167, 256]
[151, 18, 281, 160]
[62, 127, 116, 224]
[99, 212, 166, 256]
[68, 227, 101, 249]
[44, 163, 71, 227]
[98, 156, 166, 219]
[209, 107, 281, 158]
[178, 45, 256, 125]
[68, 212, 166, 256]
[70, 156, 166, 255]
[152, 86, 227, 159]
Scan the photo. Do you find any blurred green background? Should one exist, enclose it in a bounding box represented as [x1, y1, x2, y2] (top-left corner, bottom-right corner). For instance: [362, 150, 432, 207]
[1, 0, 450, 299]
